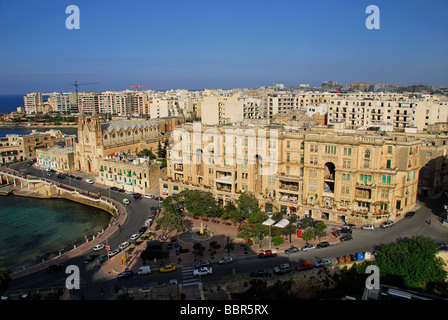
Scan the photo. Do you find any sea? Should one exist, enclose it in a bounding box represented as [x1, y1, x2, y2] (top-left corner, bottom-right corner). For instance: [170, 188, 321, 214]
[0, 94, 111, 271]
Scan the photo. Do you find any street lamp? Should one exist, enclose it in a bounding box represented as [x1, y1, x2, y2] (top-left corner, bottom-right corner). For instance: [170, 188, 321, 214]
[262, 218, 275, 250]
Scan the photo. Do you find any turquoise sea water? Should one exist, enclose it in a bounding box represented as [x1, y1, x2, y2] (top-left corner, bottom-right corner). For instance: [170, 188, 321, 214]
[0, 195, 111, 271]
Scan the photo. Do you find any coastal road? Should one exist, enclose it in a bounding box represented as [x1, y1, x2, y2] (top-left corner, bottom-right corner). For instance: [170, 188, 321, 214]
[6, 161, 448, 299]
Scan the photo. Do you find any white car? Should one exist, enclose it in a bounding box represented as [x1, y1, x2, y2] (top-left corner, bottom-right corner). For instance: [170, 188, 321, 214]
[122, 198, 130, 205]
[108, 249, 119, 257]
[144, 194, 154, 199]
[218, 256, 234, 265]
[361, 224, 375, 231]
[313, 258, 331, 268]
[301, 244, 316, 251]
[86, 179, 94, 184]
[193, 267, 213, 276]
[125, 190, 133, 195]
[93, 244, 105, 251]
[119, 242, 130, 250]
[130, 233, 140, 241]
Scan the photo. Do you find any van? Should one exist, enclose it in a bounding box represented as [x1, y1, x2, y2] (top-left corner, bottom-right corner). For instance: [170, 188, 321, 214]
[123, 198, 130, 205]
[138, 266, 152, 275]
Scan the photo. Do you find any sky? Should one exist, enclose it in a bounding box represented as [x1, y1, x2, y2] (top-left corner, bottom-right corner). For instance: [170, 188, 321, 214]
[0, 0, 447, 94]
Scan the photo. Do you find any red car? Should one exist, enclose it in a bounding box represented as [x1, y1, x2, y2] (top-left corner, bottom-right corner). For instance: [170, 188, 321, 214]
[296, 261, 313, 271]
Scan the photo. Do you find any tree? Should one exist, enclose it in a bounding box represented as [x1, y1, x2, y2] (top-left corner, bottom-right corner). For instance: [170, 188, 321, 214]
[302, 228, 315, 244]
[236, 193, 259, 220]
[156, 211, 187, 239]
[373, 235, 447, 289]
[137, 148, 156, 159]
[314, 221, 327, 240]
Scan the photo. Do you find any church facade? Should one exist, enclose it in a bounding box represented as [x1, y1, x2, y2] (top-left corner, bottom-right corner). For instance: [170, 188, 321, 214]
[74, 114, 184, 173]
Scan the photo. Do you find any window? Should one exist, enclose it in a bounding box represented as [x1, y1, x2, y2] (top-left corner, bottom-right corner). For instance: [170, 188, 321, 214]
[386, 159, 391, 169]
[365, 150, 371, 158]
[387, 146, 392, 154]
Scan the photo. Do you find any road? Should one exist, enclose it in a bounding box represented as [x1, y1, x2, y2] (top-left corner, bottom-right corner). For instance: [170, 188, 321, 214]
[6, 161, 448, 299]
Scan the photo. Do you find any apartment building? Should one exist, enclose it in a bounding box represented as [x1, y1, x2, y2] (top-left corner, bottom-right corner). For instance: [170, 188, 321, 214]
[200, 95, 245, 125]
[98, 153, 161, 194]
[264, 92, 336, 118]
[23, 92, 43, 114]
[328, 98, 448, 131]
[160, 123, 426, 225]
[149, 98, 182, 119]
[78, 92, 100, 114]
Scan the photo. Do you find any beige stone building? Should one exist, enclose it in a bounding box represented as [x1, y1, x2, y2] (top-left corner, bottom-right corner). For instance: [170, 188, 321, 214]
[159, 123, 429, 225]
[36, 146, 74, 172]
[0, 130, 75, 164]
[98, 153, 160, 194]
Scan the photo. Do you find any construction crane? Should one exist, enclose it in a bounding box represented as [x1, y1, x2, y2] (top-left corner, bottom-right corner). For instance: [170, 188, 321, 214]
[67, 81, 99, 114]
[130, 84, 167, 93]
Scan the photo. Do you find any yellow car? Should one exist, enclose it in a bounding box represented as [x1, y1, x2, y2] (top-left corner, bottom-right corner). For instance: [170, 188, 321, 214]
[159, 264, 176, 273]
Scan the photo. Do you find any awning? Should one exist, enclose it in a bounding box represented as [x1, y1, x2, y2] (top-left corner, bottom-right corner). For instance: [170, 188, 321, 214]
[274, 218, 290, 228]
[262, 218, 275, 226]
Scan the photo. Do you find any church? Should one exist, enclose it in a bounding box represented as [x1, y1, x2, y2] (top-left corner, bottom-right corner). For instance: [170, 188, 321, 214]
[74, 112, 183, 173]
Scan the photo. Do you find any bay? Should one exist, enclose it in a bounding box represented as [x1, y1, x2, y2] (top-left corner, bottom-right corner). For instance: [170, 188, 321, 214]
[0, 195, 111, 271]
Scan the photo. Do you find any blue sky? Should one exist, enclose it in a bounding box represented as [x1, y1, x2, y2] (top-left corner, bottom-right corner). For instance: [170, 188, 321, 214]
[0, 0, 447, 94]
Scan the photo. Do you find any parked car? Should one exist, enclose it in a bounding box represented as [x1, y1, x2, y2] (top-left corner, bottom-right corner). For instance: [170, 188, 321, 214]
[273, 263, 291, 275]
[343, 224, 356, 229]
[144, 194, 154, 199]
[380, 221, 394, 229]
[141, 282, 159, 290]
[108, 249, 120, 257]
[258, 249, 277, 258]
[150, 207, 157, 216]
[285, 246, 299, 254]
[75, 176, 82, 180]
[133, 193, 142, 200]
[83, 254, 98, 264]
[138, 226, 147, 234]
[154, 196, 163, 201]
[405, 211, 416, 219]
[122, 198, 130, 205]
[97, 255, 107, 263]
[118, 270, 134, 279]
[296, 261, 313, 271]
[340, 234, 353, 242]
[317, 241, 330, 248]
[313, 258, 331, 268]
[338, 228, 352, 234]
[301, 244, 316, 251]
[163, 279, 178, 285]
[193, 267, 213, 276]
[195, 260, 210, 268]
[218, 256, 233, 264]
[124, 190, 133, 195]
[159, 265, 176, 273]
[130, 233, 140, 240]
[118, 242, 130, 250]
[85, 179, 94, 184]
[250, 269, 269, 277]
[93, 244, 105, 251]
[361, 224, 375, 231]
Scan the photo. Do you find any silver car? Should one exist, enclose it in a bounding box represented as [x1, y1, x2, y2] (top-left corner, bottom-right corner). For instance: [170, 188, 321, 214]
[361, 224, 375, 231]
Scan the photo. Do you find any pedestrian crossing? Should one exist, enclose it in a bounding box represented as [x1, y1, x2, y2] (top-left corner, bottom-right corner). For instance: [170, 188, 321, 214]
[181, 266, 199, 287]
